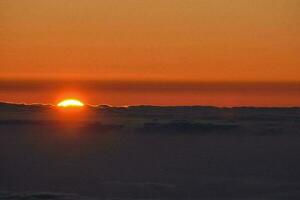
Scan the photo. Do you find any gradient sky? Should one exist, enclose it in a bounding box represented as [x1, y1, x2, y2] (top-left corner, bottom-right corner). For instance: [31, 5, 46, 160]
[1, 0, 300, 81]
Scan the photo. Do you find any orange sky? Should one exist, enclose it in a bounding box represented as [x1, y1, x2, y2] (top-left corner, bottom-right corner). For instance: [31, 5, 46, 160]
[1, 0, 300, 82]
[0, 80, 299, 106]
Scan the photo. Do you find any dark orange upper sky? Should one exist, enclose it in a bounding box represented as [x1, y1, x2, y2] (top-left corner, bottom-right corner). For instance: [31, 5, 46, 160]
[1, 0, 300, 82]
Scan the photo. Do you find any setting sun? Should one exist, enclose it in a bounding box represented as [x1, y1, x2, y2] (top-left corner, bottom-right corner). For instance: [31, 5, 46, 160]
[57, 99, 84, 107]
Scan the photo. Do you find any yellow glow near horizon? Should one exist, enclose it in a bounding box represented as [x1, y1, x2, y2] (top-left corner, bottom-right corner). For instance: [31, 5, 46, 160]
[57, 99, 84, 107]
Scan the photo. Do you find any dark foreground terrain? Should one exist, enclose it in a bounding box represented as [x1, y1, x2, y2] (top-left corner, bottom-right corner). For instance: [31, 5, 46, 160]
[0, 102, 300, 199]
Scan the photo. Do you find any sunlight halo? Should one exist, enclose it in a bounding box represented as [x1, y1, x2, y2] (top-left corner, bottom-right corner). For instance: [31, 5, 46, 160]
[57, 99, 84, 107]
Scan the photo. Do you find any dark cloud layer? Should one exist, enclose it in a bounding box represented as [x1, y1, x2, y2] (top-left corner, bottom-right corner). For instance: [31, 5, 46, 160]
[1, 103, 300, 199]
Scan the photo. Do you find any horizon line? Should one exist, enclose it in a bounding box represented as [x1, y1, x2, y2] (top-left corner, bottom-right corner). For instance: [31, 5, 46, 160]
[1, 101, 300, 109]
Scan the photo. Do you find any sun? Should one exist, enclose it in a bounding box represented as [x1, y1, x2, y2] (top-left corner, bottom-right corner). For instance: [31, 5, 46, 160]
[57, 99, 84, 107]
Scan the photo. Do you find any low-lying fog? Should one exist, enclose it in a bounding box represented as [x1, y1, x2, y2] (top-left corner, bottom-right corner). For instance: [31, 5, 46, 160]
[1, 103, 300, 199]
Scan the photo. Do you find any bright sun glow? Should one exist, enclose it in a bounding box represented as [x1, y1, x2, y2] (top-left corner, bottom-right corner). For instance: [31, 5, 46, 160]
[57, 99, 84, 107]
